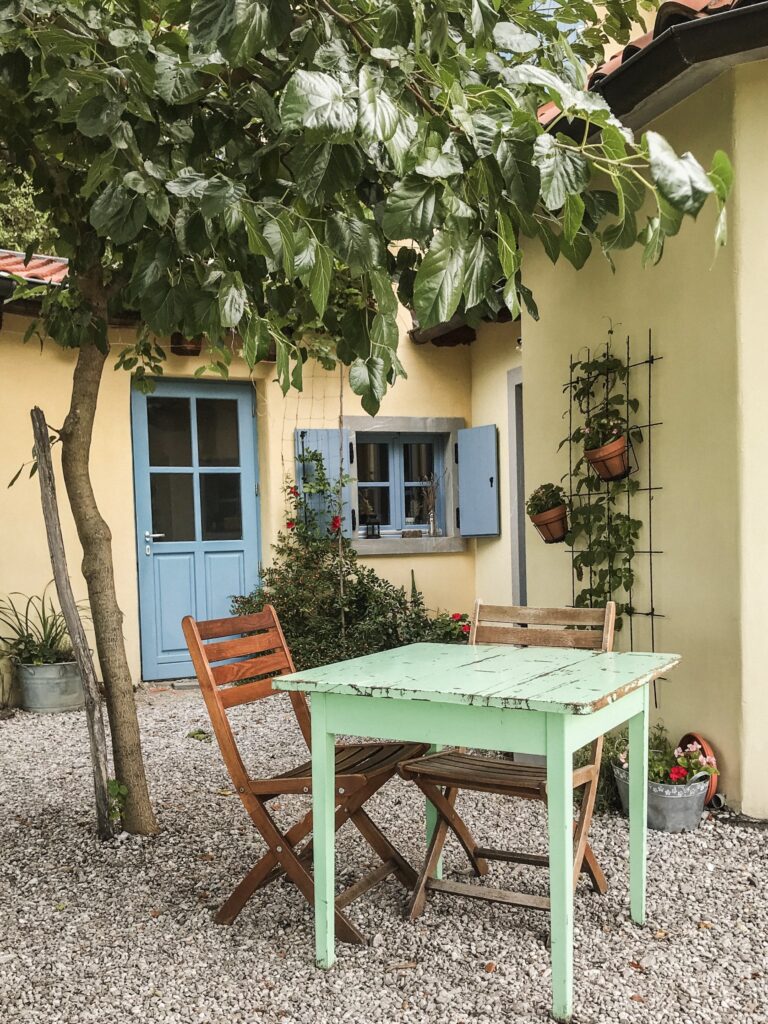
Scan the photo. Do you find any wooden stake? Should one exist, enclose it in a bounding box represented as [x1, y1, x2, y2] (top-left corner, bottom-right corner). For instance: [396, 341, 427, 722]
[31, 406, 113, 839]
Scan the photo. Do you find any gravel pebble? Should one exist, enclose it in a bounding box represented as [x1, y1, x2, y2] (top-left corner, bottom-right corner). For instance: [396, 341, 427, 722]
[1, 690, 766, 1024]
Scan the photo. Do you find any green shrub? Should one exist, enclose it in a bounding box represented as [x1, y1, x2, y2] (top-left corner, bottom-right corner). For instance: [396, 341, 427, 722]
[232, 451, 469, 670]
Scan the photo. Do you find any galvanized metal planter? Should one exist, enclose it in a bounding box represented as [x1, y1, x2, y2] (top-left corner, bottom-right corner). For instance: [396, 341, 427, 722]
[16, 662, 84, 714]
[613, 763, 708, 833]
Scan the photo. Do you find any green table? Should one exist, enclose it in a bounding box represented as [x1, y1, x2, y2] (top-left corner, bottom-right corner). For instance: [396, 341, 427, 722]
[275, 642, 680, 1022]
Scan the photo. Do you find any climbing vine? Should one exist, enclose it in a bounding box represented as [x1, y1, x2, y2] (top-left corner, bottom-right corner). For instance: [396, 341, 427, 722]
[561, 331, 643, 627]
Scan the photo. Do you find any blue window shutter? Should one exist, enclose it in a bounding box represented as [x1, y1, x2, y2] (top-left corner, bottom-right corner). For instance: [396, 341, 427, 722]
[294, 428, 353, 536]
[457, 425, 500, 537]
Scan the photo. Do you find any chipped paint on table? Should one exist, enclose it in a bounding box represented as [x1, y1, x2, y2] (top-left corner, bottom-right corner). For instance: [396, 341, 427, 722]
[277, 643, 680, 714]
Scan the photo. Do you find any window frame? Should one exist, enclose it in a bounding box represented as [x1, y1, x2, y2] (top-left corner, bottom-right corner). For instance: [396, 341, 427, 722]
[355, 433, 445, 536]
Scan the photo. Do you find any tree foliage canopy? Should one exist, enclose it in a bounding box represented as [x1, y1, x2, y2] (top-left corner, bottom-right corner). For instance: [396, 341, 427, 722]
[0, 0, 732, 411]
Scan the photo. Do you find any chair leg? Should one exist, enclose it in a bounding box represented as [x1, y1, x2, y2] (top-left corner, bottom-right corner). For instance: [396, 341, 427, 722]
[572, 740, 606, 895]
[415, 783, 489, 878]
[407, 787, 456, 920]
[350, 805, 418, 890]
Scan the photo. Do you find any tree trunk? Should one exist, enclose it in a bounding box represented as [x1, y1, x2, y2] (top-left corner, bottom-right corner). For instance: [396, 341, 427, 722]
[31, 406, 113, 839]
[59, 339, 158, 835]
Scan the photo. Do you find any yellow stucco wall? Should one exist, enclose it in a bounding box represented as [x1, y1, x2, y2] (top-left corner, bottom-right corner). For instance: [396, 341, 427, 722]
[476, 73, 748, 809]
[0, 304, 475, 683]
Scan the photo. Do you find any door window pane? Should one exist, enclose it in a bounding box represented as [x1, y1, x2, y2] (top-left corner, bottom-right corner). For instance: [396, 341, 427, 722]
[404, 486, 430, 525]
[147, 398, 192, 467]
[358, 487, 390, 525]
[357, 443, 389, 482]
[403, 442, 434, 481]
[197, 399, 240, 467]
[150, 474, 195, 541]
[201, 473, 243, 540]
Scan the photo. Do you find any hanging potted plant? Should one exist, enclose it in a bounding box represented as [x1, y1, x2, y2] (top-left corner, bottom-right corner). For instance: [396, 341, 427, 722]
[584, 408, 630, 481]
[0, 588, 85, 714]
[526, 484, 569, 543]
[612, 726, 718, 833]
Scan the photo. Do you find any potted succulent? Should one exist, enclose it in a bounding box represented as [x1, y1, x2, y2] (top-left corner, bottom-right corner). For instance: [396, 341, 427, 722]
[526, 484, 569, 543]
[583, 408, 630, 481]
[0, 589, 85, 714]
[612, 727, 718, 833]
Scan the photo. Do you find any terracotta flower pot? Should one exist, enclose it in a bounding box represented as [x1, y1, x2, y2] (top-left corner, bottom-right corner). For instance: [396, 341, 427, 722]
[585, 434, 629, 481]
[530, 504, 569, 543]
[170, 332, 203, 357]
[679, 732, 719, 805]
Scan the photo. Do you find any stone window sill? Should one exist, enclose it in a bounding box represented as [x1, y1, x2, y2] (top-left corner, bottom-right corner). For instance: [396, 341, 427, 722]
[353, 536, 467, 556]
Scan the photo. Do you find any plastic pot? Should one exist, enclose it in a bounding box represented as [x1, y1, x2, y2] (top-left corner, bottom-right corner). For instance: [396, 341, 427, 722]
[529, 504, 569, 543]
[585, 435, 629, 481]
[15, 662, 84, 714]
[613, 763, 708, 832]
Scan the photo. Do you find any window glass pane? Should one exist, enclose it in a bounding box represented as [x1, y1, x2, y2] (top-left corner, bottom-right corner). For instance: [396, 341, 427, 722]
[201, 473, 242, 540]
[150, 474, 195, 541]
[197, 399, 240, 467]
[404, 485, 430, 525]
[357, 442, 389, 482]
[358, 487, 390, 526]
[403, 442, 434, 481]
[147, 397, 192, 467]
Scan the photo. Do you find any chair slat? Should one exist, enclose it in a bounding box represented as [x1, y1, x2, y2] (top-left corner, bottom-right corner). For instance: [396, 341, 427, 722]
[219, 677, 275, 708]
[204, 628, 282, 663]
[474, 624, 603, 649]
[196, 610, 276, 640]
[212, 650, 290, 686]
[478, 605, 605, 627]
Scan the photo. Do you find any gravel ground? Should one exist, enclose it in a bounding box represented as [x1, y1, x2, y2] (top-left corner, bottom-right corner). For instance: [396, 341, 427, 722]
[1, 689, 766, 1024]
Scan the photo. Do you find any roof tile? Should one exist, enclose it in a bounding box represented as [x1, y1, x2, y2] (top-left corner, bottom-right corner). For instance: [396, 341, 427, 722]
[0, 249, 69, 285]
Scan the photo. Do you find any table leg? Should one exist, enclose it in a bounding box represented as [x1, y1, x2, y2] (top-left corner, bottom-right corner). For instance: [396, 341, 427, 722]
[425, 744, 443, 880]
[628, 686, 649, 925]
[311, 693, 336, 968]
[546, 714, 573, 1023]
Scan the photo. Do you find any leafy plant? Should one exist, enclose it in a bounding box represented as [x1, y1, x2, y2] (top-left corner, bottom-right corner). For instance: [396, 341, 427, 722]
[107, 778, 128, 823]
[232, 459, 468, 671]
[0, 586, 75, 665]
[560, 334, 642, 625]
[526, 483, 567, 517]
[187, 728, 212, 743]
[615, 728, 718, 786]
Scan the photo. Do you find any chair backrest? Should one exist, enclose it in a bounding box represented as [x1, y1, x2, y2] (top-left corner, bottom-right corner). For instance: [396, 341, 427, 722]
[182, 606, 311, 789]
[470, 601, 616, 652]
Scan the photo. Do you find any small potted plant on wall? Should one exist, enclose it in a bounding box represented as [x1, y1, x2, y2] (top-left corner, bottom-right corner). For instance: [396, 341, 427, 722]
[612, 725, 718, 832]
[583, 408, 631, 481]
[0, 588, 85, 714]
[526, 484, 569, 543]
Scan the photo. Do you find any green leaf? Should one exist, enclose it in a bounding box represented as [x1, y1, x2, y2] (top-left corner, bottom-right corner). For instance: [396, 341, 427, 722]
[382, 177, 439, 243]
[357, 66, 399, 143]
[166, 169, 208, 198]
[379, 0, 414, 46]
[470, 0, 496, 44]
[413, 229, 466, 329]
[708, 149, 734, 203]
[370, 311, 398, 349]
[463, 234, 498, 309]
[496, 209, 520, 279]
[108, 27, 150, 47]
[492, 22, 538, 53]
[561, 229, 592, 270]
[326, 212, 383, 272]
[563, 193, 585, 243]
[222, 2, 269, 64]
[77, 95, 125, 138]
[241, 314, 272, 366]
[646, 131, 714, 216]
[533, 135, 590, 211]
[279, 71, 357, 135]
[189, 0, 238, 46]
[415, 149, 463, 179]
[218, 272, 247, 328]
[242, 204, 270, 257]
[349, 357, 387, 416]
[308, 243, 333, 316]
[369, 267, 397, 316]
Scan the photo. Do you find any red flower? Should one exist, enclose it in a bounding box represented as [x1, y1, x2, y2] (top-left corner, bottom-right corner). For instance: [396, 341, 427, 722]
[330, 515, 342, 533]
[451, 613, 463, 621]
[461, 623, 471, 634]
[288, 486, 299, 497]
[669, 765, 688, 783]
[286, 520, 295, 530]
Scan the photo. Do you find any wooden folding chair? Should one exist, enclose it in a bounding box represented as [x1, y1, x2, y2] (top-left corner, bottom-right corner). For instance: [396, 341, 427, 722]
[183, 606, 427, 943]
[399, 601, 616, 919]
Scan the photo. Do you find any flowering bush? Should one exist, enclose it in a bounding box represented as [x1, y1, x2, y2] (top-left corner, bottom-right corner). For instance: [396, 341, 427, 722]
[583, 408, 626, 451]
[232, 455, 469, 671]
[616, 729, 718, 786]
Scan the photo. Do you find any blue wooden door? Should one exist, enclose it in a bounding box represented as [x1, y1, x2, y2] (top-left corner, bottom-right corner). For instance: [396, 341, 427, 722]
[131, 380, 261, 680]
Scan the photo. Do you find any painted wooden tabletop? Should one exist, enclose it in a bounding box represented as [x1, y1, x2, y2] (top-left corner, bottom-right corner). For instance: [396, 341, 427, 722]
[275, 643, 680, 715]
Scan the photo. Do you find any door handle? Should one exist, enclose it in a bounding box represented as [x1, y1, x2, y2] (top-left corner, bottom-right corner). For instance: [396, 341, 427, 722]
[144, 531, 165, 541]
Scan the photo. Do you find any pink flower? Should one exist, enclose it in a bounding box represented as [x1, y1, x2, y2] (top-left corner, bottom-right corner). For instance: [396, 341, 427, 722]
[674, 747, 683, 758]
[619, 751, 627, 765]
[686, 742, 701, 753]
[699, 754, 707, 766]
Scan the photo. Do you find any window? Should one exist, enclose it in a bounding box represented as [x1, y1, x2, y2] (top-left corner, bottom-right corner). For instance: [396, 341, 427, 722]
[355, 434, 445, 535]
